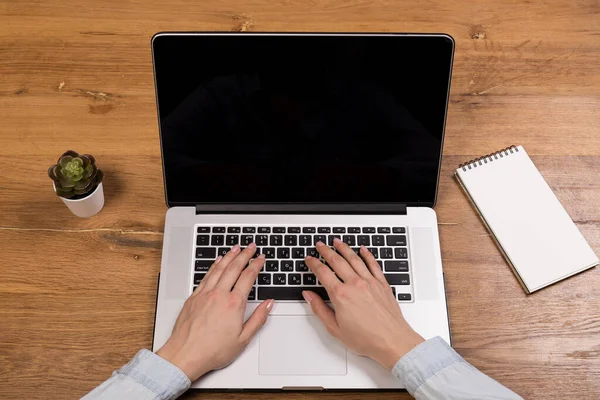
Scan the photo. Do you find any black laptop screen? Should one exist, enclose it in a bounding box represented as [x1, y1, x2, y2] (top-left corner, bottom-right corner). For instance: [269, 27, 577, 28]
[152, 33, 454, 206]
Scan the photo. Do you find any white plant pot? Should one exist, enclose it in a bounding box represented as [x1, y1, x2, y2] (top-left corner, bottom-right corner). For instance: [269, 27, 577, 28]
[55, 182, 105, 218]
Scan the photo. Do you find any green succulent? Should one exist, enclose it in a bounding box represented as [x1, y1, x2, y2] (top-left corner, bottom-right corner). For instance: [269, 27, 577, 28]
[48, 150, 104, 199]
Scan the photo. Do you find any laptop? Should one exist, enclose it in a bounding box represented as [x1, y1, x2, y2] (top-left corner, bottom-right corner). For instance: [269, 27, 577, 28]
[151, 32, 454, 390]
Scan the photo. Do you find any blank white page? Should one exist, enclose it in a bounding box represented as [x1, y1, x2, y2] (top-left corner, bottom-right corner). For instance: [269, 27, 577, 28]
[456, 146, 598, 292]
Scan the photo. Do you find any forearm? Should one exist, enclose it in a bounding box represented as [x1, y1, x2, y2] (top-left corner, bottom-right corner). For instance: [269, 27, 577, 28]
[392, 337, 523, 400]
[82, 350, 190, 400]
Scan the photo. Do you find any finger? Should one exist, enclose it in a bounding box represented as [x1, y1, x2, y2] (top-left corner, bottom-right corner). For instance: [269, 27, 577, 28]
[333, 238, 372, 279]
[360, 245, 387, 284]
[240, 299, 274, 344]
[217, 243, 257, 290]
[201, 245, 241, 290]
[315, 241, 358, 282]
[305, 255, 341, 291]
[233, 254, 266, 297]
[193, 255, 223, 295]
[302, 290, 340, 337]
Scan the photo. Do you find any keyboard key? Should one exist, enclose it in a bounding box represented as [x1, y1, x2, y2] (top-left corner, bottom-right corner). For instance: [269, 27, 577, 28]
[318, 227, 331, 233]
[391, 286, 396, 297]
[281, 260, 294, 272]
[227, 227, 241, 233]
[387, 235, 407, 246]
[258, 274, 271, 285]
[398, 293, 412, 301]
[372, 235, 385, 246]
[263, 248, 276, 258]
[363, 227, 376, 233]
[348, 227, 360, 233]
[285, 235, 297, 246]
[367, 247, 379, 258]
[333, 227, 346, 233]
[299, 235, 312, 246]
[295, 261, 308, 271]
[395, 248, 408, 259]
[248, 287, 256, 300]
[385, 261, 409, 272]
[241, 235, 253, 246]
[286, 227, 299, 233]
[193, 285, 198, 291]
[254, 247, 261, 257]
[302, 227, 316, 233]
[196, 247, 216, 258]
[351, 247, 360, 255]
[243, 227, 256, 233]
[292, 248, 305, 259]
[196, 235, 210, 246]
[256, 235, 268, 246]
[194, 273, 207, 284]
[213, 227, 225, 233]
[393, 227, 406, 233]
[277, 248, 290, 259]
[273, 227, 285, 233]
[226, 235, 239, 246]
[314, 235, 326, 244]
[306, 248, 318, 257]
[328, 235, 341, 245]
[211, 235, 224, 246]
[377, 260, 383, 269]
[266, 260, 279, 271]
[357, 235, 370, 246]
[274, 274, 287, 285]
[258, 286, 330, 300]
[303, 274, 317, 285]
[343, 235, 356, 246]
[195, 260, 213, 271]
[385, 274, 410, 285]
[270, 235, 283, 246]
[217, 247, 230, 257]
[258, 227, 271, 233]
[380, 248, 393, 259]
[289, 274, 302, 285]
[377, 227, 391, 233]
[197, 227, 210, 233]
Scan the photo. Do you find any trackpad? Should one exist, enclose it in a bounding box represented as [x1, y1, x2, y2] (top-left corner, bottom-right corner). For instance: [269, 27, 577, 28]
[259, 316, 347, 375]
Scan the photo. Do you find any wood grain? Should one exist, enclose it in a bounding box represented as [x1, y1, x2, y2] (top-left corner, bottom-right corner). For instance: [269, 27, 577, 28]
[1, 0, 599, 399]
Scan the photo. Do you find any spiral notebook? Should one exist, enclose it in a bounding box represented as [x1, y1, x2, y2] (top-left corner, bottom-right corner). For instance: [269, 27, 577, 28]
[455, 145, 598, 293]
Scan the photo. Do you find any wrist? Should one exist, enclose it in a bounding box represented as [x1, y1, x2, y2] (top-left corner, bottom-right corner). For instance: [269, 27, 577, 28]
[379, 331, 425, 370]
[156, 343, 209, 381]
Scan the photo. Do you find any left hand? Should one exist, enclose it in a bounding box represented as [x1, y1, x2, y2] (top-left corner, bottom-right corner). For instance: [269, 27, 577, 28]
[156, 243, 274, 381]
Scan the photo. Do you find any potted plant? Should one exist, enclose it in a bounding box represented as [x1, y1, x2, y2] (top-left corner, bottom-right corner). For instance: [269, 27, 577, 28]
[48, 150, 105, 217]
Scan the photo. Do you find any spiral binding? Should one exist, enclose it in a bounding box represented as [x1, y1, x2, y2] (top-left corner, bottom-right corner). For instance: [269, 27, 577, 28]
[459, 145, 519, 171]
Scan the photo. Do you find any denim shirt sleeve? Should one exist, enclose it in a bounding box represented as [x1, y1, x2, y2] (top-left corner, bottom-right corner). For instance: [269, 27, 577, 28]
[392, 337, 523, 400]
[82, 350, 190, 400]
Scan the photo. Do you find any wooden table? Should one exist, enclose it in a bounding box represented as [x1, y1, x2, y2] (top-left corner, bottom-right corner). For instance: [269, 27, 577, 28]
[1, 1, 599, 399]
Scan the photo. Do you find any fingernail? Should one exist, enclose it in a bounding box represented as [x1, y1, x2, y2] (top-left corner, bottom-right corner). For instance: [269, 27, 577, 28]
[248, 242, 256, 249]
[302, 291, 313, 304]
[266, 299, 275, 310]
[333, 238, 342, 244]
[305, 255, 312, 261]
[232, 244, 240, 252]
[360, 245, 366, 250]
[316, 241, 325, 247]
[258, 254, 266, 259]
[215, 255, 223, 263]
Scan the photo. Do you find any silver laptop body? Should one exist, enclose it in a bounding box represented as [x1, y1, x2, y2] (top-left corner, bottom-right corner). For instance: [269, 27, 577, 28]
[151, 32, 454, 390]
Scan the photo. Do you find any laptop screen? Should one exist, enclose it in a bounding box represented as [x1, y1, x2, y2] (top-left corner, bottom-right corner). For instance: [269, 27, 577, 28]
[152, 33, 454, 207]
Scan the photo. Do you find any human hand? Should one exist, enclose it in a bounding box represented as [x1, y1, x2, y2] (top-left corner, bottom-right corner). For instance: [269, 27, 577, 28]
[303, 239, 424, 370]
[156, 243, 274, 381]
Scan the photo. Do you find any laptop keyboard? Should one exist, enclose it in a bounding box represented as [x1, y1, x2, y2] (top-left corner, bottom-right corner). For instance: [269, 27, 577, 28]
[193, 226, 413, 302]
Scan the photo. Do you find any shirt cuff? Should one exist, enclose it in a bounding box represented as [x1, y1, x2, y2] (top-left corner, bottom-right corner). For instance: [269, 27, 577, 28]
[117, 349, 191, 400]
[392, 336, 463, 395]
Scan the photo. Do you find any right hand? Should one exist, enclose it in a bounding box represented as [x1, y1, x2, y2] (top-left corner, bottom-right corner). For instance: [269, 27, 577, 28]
[303, 239, 425, 370]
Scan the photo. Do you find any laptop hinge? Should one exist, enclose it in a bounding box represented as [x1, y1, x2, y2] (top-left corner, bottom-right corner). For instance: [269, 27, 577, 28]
[195, 203, 407, 215]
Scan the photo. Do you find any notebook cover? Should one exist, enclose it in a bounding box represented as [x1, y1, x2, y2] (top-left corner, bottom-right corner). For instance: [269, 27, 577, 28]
[455, 145, 598, 293]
